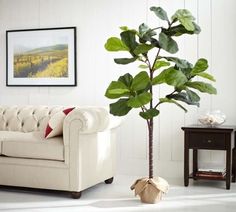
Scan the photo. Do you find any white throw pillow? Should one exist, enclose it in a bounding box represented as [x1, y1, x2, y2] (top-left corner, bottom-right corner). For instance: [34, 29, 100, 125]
[45, 107, 75, 139]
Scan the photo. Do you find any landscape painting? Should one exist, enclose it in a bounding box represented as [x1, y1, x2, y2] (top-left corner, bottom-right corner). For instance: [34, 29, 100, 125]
[14, 43, 68, 78]
[6, 27, 76, 86]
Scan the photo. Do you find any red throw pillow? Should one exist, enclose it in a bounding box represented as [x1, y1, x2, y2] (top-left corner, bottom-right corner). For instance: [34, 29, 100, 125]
[45, 107, 75, 139]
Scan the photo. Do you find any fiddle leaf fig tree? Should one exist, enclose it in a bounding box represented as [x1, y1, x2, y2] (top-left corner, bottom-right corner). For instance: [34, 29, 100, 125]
[104, 6, 216, 194]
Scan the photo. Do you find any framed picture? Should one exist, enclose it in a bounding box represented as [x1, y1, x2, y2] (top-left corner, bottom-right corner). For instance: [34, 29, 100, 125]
[6, 27, 77, 86]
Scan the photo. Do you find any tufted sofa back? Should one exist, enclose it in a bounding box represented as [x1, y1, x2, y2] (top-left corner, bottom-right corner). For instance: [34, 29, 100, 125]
[0, 106, 65, 133]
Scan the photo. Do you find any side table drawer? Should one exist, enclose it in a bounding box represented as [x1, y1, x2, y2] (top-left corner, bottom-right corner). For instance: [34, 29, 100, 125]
[188, 132, 226, 149]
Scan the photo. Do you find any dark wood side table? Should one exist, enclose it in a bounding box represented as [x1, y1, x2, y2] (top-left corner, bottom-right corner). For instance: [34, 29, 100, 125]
[182, 125, 236, 190]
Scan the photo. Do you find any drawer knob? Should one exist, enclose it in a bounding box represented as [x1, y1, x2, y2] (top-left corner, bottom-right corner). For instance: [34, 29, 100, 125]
[207, 140, 212, 143]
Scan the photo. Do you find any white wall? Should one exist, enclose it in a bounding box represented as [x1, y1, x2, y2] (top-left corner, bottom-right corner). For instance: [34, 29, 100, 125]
[0, 0, 236, 178]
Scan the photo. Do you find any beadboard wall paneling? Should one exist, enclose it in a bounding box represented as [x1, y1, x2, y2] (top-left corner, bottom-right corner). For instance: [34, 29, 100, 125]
[0, 0, 236, 178]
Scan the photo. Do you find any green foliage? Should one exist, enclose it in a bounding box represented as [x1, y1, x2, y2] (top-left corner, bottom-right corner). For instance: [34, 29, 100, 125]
[139, 108, 160, 120]
[110, 99, 132, 116]
[167, 92, 199, 106]
[150, 7, 169, 22]
[118, 73, 133, 87]
[127, 92, 152, 108]
[131, 71, 150, 91]
[162, 23, 201, 37]
[152, 67, 187, 87]
[120, 31, 138, 53]
[133, 44, 154, 55]
[104, 37, 129, 51]
[161, 57, 192, 69]
[104, 6, 217, 120]
[153, 60, 170, 71]
[105, 81, 130, 99]
[159, 32, 178, 54]
[114, 57, 137, 65]
[186, 81, 217, 94]
[159, 98, 187, 112]
[194, 72, 215, 82]
[191, 58, 208, 74]
[171, 9, 196, 31]
[138, 23, 157, 43]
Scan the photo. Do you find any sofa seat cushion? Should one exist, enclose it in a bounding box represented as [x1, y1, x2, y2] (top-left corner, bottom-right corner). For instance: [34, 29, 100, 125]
[0, 131, 64, 161]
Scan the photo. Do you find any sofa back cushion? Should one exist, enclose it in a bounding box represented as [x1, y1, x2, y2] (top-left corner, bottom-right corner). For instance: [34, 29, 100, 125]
[0, 106, 64, 133]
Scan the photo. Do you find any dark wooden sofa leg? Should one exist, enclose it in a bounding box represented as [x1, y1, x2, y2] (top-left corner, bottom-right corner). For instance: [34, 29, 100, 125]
[71, 191, 82, 199]
[104, 177, 114, 184]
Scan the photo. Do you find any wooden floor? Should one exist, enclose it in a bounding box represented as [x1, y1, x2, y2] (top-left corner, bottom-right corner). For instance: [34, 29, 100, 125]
[0, 175, 236, 212]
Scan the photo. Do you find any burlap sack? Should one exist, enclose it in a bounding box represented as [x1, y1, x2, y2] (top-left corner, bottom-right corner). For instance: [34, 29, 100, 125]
[130, 176, 169, 204]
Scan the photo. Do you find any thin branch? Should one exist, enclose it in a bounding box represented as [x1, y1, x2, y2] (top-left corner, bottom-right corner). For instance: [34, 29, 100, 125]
[141, 106, 150, 128]
[151, 48, 161, 72]
[154, 88, 177, 109]
[150, 27, 162, 32]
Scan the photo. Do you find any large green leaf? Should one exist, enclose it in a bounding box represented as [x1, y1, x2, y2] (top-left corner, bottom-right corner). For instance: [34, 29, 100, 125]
[171, 9, 195, 31]
[139, 108, 160, 120]
[186, 89, 200, 102]
[133, 44, 154, 55]
[186, 81, 217, 94]
[139, 23, 150, 37]
[152, 69, 168, 85]
[118, 73, 133, 88]
[159, 32, 178, 54]
[114, 57, 137, 65]
[110, 99, 132, 116]
[165, 68, 188, 87]
[150, 7, 169, 21]
[152, 67, 187, 87]
[153, 60, 170, 71]
[168, 92, 199, 106]
[120, 30, 138, 51]
[127, 92, 152, 108]
[161, 57, 192, 69]
[131, 71, 150, 91]
[105, 81, 130, 99]
[105, 37, 129, 51]
[191, 58, 208, 74]
[138, 23, 156, 40]
[159, 98, 187, 112]
[195, 72, 216, 82]
[162, 22, 201, 37]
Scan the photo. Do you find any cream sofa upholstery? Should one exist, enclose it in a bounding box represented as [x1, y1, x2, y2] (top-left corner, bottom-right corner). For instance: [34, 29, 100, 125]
[0, 106, 121, 198]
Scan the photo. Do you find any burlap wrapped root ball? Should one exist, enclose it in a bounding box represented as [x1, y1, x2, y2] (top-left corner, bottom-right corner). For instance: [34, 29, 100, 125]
[131, 177, 169, 204]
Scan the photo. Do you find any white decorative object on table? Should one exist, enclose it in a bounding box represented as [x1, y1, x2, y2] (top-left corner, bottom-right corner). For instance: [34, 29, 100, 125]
[198, 110, 226, 127]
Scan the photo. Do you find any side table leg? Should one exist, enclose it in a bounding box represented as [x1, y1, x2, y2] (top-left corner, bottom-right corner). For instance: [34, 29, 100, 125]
[226, 143, 231, 190]
[232, 148, 236, 183]
[184, 139, 189, 187]
[193, 149, 198, 180]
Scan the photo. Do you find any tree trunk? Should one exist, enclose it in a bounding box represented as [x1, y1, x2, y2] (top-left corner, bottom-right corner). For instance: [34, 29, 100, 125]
[148, 118, 154, 178]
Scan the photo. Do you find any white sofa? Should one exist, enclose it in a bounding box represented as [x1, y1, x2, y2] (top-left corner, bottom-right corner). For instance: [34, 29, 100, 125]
[0, 106, 121, 198]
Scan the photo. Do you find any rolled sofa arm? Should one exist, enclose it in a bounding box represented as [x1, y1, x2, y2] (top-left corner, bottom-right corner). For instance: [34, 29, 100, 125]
[63, 107, 108, 134]
[63, 107, 122, 135]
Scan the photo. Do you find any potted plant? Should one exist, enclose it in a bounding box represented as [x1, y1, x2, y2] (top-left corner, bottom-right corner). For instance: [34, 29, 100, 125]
[104, 6, 216, 204]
